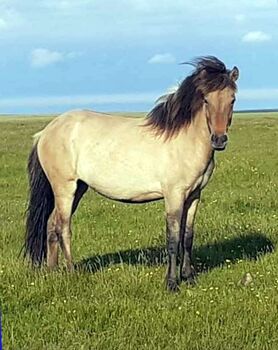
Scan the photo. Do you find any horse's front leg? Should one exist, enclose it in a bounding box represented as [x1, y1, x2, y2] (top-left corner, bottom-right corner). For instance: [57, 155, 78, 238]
[164, 191, 185, 292]
[180, 189, 200, 284]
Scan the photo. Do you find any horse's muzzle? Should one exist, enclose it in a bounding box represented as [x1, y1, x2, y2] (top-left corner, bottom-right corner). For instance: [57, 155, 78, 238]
[211, 134, 228, 151]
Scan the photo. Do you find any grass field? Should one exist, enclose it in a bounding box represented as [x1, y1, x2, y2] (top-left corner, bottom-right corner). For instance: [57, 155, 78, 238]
[0, 113, 278, 349]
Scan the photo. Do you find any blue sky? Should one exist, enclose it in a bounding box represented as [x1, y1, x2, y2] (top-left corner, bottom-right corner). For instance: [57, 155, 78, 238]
[0, 0, 278, 114]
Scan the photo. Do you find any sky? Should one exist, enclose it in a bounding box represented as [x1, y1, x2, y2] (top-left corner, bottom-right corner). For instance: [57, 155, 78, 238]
[0, 0, 278, 114]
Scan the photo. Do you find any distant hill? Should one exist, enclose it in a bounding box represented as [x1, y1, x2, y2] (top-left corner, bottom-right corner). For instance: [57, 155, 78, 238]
[235, 109, 278, 114]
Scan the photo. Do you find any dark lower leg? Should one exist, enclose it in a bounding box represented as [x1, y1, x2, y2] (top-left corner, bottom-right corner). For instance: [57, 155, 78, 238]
[166, 214, 181, 292]
[167, 235, 179, 291]
[180, 228, 195, 282]
[180, 195, 200, 284]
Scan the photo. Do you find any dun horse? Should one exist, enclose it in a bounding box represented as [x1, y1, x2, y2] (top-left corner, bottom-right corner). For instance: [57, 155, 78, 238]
[24, 56, 239, 291]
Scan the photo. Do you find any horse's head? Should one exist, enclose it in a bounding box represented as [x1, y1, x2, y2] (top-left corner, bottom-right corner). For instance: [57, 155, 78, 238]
[203, 66, 239, 151]
[146, 56, 239, 143]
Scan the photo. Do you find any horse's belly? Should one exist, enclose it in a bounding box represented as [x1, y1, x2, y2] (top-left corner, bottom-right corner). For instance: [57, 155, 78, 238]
[78, 162, 163, 202]
[90, 179, 163, 202]
[95, 187, 163, 203]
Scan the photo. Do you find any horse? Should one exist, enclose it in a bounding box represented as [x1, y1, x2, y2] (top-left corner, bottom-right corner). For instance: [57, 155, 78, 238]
[24, 56, 239, 292]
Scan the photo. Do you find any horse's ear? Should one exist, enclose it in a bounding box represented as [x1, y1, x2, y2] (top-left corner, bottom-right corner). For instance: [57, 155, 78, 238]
[229, 66, 239, 82]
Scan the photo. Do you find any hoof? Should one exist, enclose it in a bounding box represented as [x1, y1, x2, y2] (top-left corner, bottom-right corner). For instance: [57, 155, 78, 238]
[46, 264, 58, 271]
[66, 263, 74, 272]
[180, 268, 196, 286]
[166, 279, 180, 293]
[184, 274, 197, 286]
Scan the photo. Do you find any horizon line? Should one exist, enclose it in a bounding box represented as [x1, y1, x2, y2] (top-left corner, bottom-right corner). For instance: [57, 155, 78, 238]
[1, 108, 278, 118]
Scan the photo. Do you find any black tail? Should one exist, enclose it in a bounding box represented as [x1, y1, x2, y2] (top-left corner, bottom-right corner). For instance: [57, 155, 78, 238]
[24, 143, 54, 265]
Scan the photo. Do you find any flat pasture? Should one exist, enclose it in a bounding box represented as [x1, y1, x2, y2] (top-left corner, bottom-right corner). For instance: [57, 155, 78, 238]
[0, 113, 278, 349]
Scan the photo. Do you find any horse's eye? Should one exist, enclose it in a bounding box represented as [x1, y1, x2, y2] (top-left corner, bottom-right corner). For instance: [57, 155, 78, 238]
[204, 98, 209, 105]
[231, 98, 236, 105]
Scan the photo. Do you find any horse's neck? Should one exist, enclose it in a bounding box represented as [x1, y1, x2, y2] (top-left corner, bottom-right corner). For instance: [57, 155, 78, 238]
[192, 109, 211, 143]
[179, 109, 213, 163]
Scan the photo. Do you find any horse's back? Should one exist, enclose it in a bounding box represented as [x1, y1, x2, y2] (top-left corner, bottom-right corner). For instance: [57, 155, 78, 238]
[38, 109, 146, 150]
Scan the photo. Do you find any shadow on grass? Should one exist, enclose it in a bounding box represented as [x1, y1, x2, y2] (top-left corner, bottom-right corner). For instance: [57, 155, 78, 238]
[76, 232, 274, 274]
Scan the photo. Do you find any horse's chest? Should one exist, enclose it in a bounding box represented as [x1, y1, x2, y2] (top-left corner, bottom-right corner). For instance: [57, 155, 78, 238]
[192, 158, 215, 191]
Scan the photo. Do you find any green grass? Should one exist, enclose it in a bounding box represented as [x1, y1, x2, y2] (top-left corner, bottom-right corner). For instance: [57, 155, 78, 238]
[0, 113, 278, 349]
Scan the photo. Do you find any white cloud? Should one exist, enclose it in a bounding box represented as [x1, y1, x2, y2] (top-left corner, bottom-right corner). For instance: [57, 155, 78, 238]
[30, 48, 64, 68]
[166, 84, 179, 94]
[0, 8, 24, 32]
[235, 14, 246, 22]
[1, 89, 278, 112]
[0, 92, 160, 109]
[66, 51, 83, 59]
[239, 88, 278, 100]
[252, 0, 277, 8]
[0, 18, 7, 30]
[148, 53, 176, 64]
[30, 48, 82, 68]
[41, 0, 91, 10]
[1, 1, 275, 46]
[242, 31, 271, 43]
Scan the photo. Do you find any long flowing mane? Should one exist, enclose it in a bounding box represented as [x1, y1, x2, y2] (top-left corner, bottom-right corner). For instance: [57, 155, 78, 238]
[145, 56, 237, 139]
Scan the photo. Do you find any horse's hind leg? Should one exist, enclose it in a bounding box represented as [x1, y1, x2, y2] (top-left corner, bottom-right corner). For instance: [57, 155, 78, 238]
[47, 209, 60, 269]
[47, 180, 77, 270]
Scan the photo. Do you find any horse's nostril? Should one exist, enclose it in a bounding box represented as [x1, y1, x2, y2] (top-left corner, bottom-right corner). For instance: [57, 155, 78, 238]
[211, 134, 228, 146]
[221, 135, 228, 143]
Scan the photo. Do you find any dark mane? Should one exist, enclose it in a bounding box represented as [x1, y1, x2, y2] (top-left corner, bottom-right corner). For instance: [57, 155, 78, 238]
[145, 56, 237, 139]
